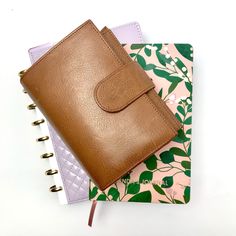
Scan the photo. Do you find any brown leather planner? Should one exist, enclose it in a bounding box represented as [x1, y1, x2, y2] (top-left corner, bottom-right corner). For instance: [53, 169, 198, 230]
[20, 20, 181, 190]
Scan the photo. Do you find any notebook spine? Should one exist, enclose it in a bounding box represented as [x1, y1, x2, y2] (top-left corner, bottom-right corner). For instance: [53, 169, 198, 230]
[19, 70, 63, 193]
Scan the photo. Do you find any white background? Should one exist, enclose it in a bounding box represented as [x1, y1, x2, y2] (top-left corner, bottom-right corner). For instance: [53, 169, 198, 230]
[0, 0, 236, 235]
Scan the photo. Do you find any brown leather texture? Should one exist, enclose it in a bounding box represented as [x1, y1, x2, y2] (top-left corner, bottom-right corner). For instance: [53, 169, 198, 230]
[21, 20, 181, 190]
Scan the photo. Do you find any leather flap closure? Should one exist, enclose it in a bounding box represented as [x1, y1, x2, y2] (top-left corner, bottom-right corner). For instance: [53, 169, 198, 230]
[94, 61, 155, 112]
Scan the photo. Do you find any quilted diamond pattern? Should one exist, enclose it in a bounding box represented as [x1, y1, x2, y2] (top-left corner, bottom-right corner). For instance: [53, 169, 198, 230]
[48, 125, 89, 203]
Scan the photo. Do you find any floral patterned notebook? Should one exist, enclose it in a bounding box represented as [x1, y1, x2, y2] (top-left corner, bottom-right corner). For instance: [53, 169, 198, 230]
[90, 43, 193, 204]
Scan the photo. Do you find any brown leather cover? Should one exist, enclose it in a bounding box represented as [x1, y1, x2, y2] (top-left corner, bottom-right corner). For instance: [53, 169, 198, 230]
[21, 20, 181, 190]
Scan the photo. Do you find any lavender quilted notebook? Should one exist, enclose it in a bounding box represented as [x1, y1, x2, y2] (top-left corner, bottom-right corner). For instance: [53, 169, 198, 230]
[28, 22, 144, 204]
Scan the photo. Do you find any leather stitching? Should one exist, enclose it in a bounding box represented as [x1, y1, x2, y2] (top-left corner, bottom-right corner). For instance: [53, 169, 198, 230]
[106, 29, 131, 62]
[154, 94, 181, 129]
[144, 95, 176, 135]
[155, 94, 180, 128]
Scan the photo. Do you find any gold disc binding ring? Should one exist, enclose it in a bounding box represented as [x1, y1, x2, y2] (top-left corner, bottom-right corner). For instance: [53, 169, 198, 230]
[18, 70, 27, 78]
[49, 185, 63, 192]
[27, 103, 36, 110]
[32, 119, 45, 126]
[36, 136, 49, 142]
[45, 169, 58, 175]
[41, 153, 54, 159]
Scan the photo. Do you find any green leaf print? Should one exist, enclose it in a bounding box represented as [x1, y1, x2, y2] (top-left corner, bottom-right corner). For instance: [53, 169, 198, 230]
[160, 151, 175, 164]
[184, 186, 191, 203]
[161, 176, 174, 188]
[156, 52, 167, 66]
[175, 44, 193, 61]
[159, 200, 170, 204]
[129, 53, 137, 58]
[139, 171, 153, 183]
[131, 44, 146, 50]
[128, 191, 152, 202]
[153, 68, 170, 78]
[185, 82, 192, 93]
[97, 193, 107, 201]
[152, 184, 165, 195]
[187, 143, 192, 156]
[144, 47, 151, 56]
[181, 161, 191, 169]
[175, 113, 183, 123]
[187, 104, 192, 112]
[166, 76, 182, 83]
[89, 186, 98, 199]
[153, 44, 162, 51]
[156, 51, 172, 66]
[177, 105, 185, 116]
[144, 63, 156, 71]
[172, 129, 190, 143]
[158, 88, 163, 98]
[168, 81, 179, 94]
[108, 187, 120, 201]
[184, 170, 191, 177]
[144, 155, 157, 170]
[136, 54, 146, 69]
[170, 147, 188, 157]
[174, 57, 188, 76]
[186, 128, 192, 135]
[127, 182, 140, 194]
[173, 199, 184, 204]
[184, 116, 192, 125]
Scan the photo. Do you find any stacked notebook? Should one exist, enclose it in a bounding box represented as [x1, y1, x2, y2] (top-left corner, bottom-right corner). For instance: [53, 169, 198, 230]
[21, 20, 193, 207]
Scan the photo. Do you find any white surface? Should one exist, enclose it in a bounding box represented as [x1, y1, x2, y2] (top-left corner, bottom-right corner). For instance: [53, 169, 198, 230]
[0, 0, 236, 235]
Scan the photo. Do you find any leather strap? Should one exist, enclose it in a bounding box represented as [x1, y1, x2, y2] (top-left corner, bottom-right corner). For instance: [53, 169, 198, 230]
[88, 200, 97, 227]
[94, 61, 155, 112]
